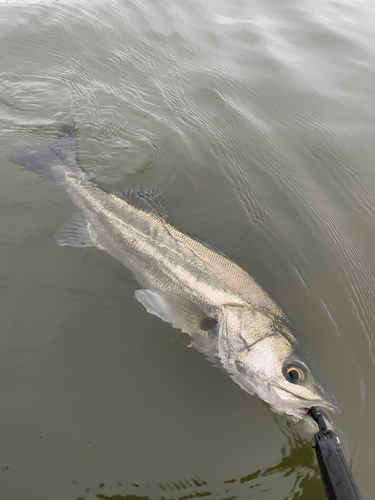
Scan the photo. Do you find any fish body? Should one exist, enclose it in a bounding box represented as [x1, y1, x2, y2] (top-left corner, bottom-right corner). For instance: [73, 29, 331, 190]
[8, 122, 339, 423]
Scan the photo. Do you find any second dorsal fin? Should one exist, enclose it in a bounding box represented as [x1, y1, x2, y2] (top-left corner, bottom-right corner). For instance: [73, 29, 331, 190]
[111, 185, 169, 221]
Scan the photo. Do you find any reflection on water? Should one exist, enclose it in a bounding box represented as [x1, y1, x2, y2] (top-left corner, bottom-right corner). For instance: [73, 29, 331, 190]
[74, 434, 325, 500]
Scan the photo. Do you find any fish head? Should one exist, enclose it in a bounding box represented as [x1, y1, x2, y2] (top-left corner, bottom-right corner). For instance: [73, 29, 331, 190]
[218, 304, 339, 423]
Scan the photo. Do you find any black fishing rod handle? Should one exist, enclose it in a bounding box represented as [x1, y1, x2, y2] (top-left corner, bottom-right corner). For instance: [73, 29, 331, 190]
[313, 430, 362, 500]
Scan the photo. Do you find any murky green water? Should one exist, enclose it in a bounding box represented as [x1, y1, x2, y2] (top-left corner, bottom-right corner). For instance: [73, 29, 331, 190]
[1, 0, 375, 498]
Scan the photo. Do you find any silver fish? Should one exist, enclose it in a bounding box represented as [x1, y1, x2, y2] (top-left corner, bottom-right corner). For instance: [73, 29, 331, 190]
[8, 122, 339, 424]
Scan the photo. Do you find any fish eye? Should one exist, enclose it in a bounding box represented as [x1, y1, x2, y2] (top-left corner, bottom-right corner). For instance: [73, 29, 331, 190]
[283, 363, 306, 384]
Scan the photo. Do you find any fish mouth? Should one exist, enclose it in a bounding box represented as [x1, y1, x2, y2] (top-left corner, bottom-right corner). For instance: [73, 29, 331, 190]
[289, 399, 339, 416]
[267, 385, 340, 419]
[286, 402, 340, 418]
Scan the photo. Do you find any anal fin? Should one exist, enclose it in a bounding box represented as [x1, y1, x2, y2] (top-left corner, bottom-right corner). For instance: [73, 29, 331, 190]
[55, 212, 98, 247]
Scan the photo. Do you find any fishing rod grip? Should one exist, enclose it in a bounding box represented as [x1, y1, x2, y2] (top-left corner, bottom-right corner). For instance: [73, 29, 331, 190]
[312, 423, 362, 500]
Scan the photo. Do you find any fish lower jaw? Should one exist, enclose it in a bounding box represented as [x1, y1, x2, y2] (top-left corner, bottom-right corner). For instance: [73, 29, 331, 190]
[267, 391, 337, 421]
[268, 401, 307, 420]
[228, 371, 337, 421]
[265, 387, 320, 420]
[230, 374, 313, 419]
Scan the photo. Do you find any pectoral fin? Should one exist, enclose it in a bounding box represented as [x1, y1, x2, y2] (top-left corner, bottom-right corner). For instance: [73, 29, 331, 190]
[135, 289, 217, 334]
[55, 212, 98, 247]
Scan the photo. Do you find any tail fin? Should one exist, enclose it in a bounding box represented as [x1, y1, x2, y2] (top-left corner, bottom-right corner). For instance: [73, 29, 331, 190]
[7, 121, 80, 180]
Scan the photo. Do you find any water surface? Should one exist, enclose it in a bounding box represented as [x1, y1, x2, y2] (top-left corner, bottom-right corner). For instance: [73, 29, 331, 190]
[1, 0, 375, 498]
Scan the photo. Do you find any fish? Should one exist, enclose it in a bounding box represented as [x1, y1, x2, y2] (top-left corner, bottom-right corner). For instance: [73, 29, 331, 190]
[8, 122, 339, 425]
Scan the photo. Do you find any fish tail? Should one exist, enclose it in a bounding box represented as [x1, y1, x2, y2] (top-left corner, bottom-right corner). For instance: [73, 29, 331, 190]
[7, 121, 81, 180]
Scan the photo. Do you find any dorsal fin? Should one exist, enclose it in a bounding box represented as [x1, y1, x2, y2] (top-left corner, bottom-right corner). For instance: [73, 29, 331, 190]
[111, 185, 169, 221]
